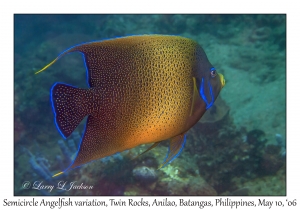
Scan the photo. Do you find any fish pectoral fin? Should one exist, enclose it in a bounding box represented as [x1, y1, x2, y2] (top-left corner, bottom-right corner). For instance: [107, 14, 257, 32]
[158, 134, 187, 169]
[131, 142, 161, 160]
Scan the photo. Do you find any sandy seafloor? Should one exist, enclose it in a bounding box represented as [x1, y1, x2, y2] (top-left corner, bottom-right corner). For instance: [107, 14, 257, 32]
[14, 14, 286, 196]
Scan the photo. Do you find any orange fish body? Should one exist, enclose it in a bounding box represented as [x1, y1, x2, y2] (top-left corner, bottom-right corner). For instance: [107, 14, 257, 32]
[37, 35, 225, 176]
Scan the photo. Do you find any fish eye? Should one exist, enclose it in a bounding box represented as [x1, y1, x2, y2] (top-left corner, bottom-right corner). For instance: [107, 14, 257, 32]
[210, 67, 216, 78]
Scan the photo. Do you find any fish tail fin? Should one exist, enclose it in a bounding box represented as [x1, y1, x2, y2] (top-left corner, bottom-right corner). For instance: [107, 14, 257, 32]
[35, 47, 78, 75]
[51, 82, 93, 139]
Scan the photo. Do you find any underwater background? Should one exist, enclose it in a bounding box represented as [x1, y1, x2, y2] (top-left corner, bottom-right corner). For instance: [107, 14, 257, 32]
[14, 14, 286, 196]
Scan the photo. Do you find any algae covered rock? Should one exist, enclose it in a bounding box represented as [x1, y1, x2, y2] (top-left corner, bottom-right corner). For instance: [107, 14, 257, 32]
[132, 166, 158, 183]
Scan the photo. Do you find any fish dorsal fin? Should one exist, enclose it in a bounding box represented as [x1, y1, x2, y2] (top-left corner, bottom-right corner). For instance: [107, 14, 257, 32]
[35, 57, 59, 74]
[158, 134, 187, 169]
[35, 46, 77, 74]
[131, 142, 161, 160]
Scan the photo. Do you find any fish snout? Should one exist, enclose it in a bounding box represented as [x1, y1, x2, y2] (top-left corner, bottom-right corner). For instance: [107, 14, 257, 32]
[218, 73, 225, 88]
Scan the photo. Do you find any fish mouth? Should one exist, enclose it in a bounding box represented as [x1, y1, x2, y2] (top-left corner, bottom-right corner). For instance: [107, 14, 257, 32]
[218, 73, 225, 88]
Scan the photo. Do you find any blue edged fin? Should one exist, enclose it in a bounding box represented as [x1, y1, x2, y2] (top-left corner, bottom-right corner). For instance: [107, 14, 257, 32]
[51, 83, 93, 139]
[62, 115, 123, 171]
[159, 134, 187, 169]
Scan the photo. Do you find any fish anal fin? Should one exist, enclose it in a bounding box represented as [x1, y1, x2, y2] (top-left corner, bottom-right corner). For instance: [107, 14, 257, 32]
[52, 171, 64, 178]
[131, 142, 161, 161]
[158, 134, 187, 169]
[67, 115, 121, 170]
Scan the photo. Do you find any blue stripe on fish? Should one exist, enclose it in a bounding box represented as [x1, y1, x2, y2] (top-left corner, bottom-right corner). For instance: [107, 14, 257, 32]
[207, 81, 214, 109]
[199, 78, 214, 109]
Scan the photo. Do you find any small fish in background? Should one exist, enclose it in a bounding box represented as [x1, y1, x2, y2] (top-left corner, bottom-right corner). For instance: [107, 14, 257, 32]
[36, 35, 225, 177]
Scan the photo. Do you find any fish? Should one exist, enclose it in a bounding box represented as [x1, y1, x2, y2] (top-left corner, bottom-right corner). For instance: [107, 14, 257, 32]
[36, 35, 225, 177]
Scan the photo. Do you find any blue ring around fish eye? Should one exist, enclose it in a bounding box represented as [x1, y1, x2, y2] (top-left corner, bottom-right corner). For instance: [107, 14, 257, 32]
[210, 67, 216, 78]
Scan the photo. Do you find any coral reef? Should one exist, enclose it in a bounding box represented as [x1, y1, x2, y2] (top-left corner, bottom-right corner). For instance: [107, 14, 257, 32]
[14, 117, 25, 144]
[187, 98, 285, 195]
[132, 166, 158, 183]
[259, 144, 285, 176]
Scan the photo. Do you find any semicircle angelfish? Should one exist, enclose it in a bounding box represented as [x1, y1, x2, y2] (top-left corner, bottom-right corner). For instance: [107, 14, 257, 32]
[35, 35, 225, 177]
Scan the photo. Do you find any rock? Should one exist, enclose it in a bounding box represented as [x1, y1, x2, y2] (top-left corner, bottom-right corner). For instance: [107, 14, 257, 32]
[166, 176, 217, 195]
[132, 166, 158, 183]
